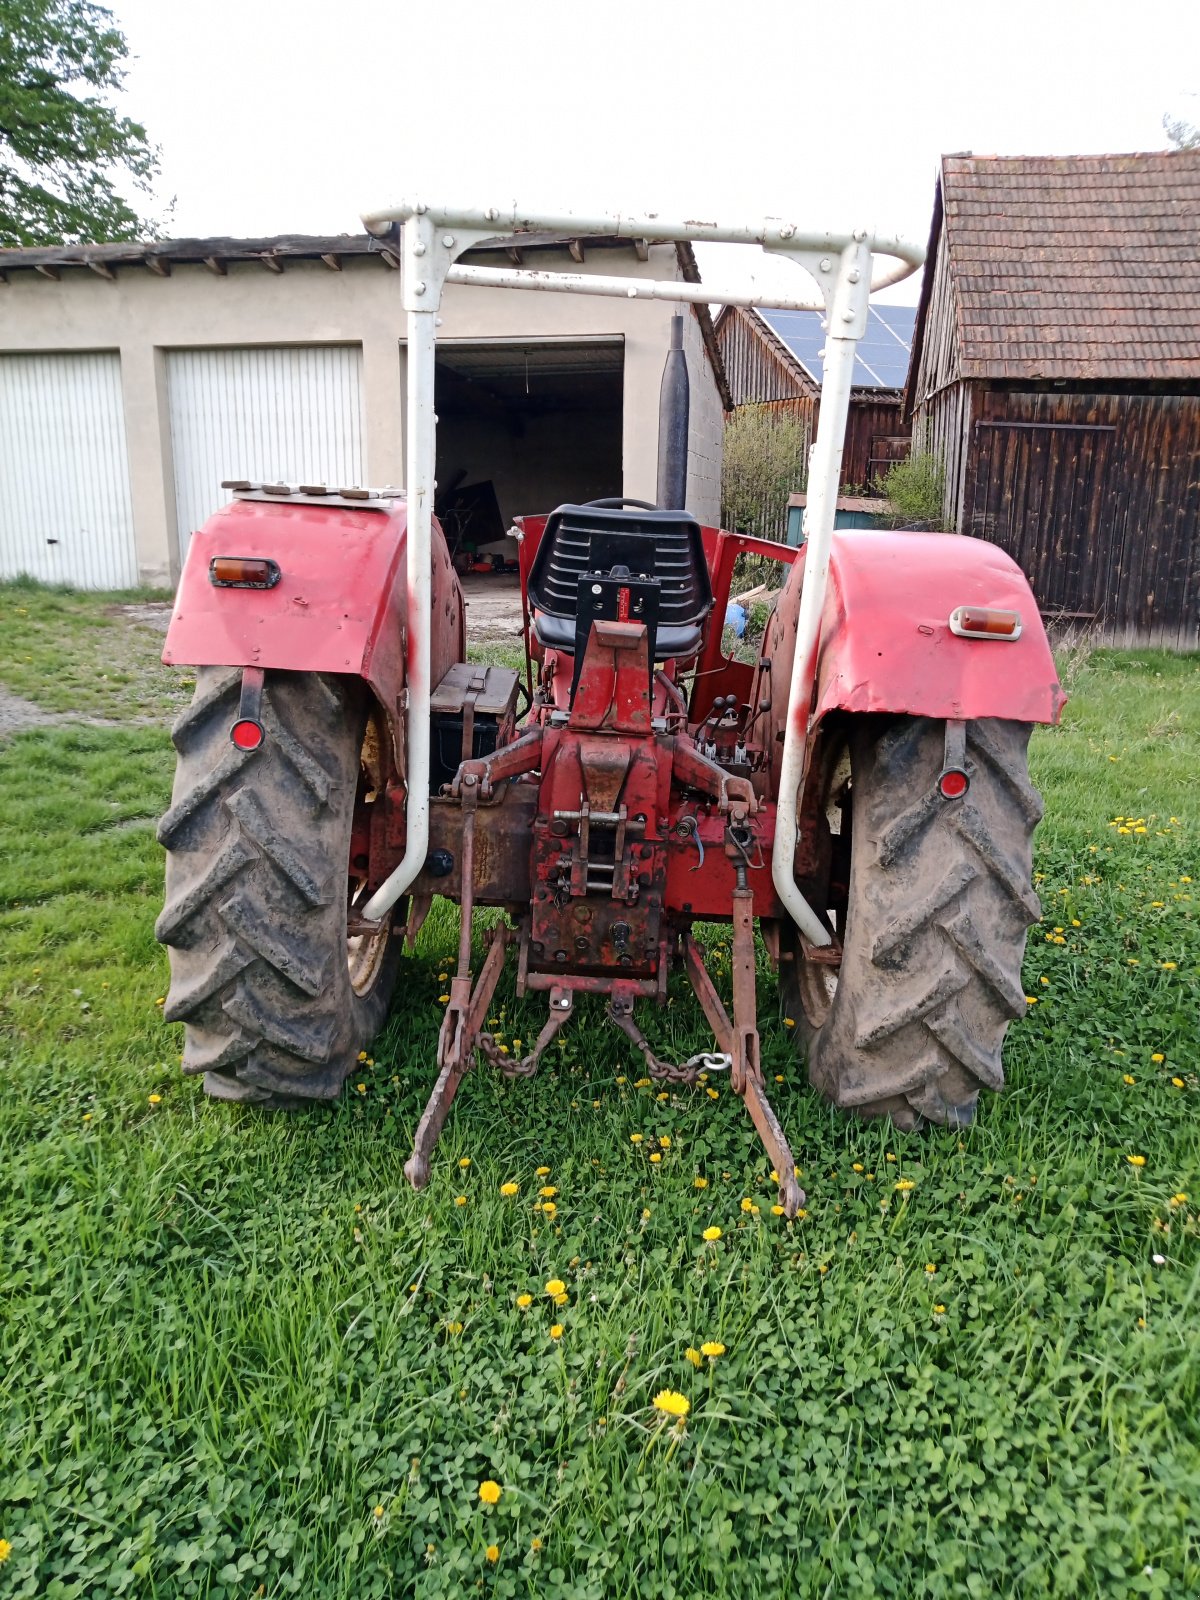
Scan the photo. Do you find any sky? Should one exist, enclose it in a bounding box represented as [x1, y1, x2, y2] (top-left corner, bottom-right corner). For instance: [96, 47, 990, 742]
[108, 0, 1198, 305]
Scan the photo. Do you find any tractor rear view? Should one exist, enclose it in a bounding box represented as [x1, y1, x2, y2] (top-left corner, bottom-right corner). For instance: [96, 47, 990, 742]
[156, 201, 1064, 1211]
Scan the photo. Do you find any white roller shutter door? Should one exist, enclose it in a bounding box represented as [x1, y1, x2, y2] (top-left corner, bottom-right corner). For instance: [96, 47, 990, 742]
[167, 346, 365, 560]
[0, 352, 137, 588]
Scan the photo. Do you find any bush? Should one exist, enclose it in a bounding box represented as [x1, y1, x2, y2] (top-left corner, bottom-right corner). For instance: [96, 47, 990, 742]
[721, 404, 809, 542]
[880, 451, 947, 529]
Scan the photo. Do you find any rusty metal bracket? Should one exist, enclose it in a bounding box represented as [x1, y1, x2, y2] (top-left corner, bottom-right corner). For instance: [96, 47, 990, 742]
[682, 929, 805, 1218]
[404, 925, 510, 1190]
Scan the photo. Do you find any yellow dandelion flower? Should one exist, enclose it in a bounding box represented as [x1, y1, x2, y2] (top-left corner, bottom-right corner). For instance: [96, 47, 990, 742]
[536, 1165, 551, 1176]
[885, 1153, 896, 1162]
[512, 1038, 522, 1050]
[649, 1152, 662, 1164]
[706, 1086, 719, 1099]
[1127, 1154, 1146, 1168]
[702, 1226, 722, 1242]
[1169, 1193, 1189, 1207]
[1151, 1053, 1165, 1063]
[485, 1543, 499, 1563]
[1040, 976, 1050, 985]
[446, 1321, 464, 1335]
[355, 1082, 366, 1094]
[438, 994, 450, 1003]
[700, 1341, 725, 1359]
[659, 1136, 671, 1149]
[652, 1389, 690, 1418]
[771, 1204, 785, 1216]
[685, 1347, 702, 1368]
[155, 997, 165, 1006]
[635, 1077, 651, 1089]
[531, 1537, 542, 1552]
[542, 1201, 557, 1218]
[479, 1480, 502, 1505]
[1124, 1074, 1136, 1084]
[549, 1324, 563, 1340]
[516, 1292, 532, 1308]
[500, 1181, 519, 1197]
[147, 1093, 162, 1105]
[933, 1304, 946, 1315]
[357, 1051, 368, 1062]
[553, 1293, 568, 1309]
[454, 1195, 468, 1207]
[784, 1017, 796, 1028]
[852, 1162, 864, 1173]
[1161, 962, 1178, 971]
[775, 1073, 785, 1083]
[539, 1185, 557, 1198]
[925, 1263, 937, 1274]
[630, 1133, 644, 1144]
[694, 1176, 708, 1189]
[1026, 995, 1038, 1004]
[895, 1178, 915, 1192]
[615, 1076, 626, 1085]
[739, 1197, 753, 1212]
[1172, 1077, 1185, 1088]
[641, 1208, 651, 1221]
[818, 1263, 829, 1275]
[544, 1278, 565, 1296]
[796, 1207, 808, 1219]
[0, 1540, 11, 1563]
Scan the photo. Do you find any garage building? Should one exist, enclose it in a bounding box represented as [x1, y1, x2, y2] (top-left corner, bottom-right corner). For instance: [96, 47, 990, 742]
[0, 232, 728, 588]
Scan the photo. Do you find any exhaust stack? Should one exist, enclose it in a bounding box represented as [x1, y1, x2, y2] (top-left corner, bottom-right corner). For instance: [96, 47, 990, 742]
[656, 313, 690, 510]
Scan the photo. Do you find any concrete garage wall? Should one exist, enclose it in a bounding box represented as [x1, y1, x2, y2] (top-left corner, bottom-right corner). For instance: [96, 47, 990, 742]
[0, 243, 723, 587]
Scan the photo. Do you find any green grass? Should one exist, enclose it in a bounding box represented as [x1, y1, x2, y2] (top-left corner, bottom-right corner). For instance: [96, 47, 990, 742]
[0, 596, 1197, 1597]
[0, 579, 192, 722]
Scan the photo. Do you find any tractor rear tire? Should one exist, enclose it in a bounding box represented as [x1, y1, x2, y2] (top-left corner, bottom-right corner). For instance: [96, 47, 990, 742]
[781, 716, 1042, 1130]
[156, 668, 402, 1104]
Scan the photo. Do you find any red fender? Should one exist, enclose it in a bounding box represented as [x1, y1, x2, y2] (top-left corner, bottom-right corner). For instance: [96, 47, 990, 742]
[808, 529, 1065, 726]
[162, 496, 464, 726]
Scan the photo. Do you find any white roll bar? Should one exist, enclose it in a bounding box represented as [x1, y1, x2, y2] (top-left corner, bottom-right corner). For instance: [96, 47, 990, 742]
[359, 199, 923, 943]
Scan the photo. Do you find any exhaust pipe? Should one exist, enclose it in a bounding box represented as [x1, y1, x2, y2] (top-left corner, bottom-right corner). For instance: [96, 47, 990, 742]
[656, 314, 690, 510]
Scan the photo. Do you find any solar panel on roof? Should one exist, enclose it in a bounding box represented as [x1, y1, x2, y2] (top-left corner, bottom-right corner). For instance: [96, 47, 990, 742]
[757, 304, 916, 389]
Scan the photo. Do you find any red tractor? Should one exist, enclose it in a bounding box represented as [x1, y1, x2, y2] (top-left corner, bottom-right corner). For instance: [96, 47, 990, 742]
[157, 201, 1063, 1215]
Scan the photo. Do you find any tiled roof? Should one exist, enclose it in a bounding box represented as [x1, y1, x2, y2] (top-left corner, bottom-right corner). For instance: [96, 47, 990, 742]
[940, 150, 1200, 380]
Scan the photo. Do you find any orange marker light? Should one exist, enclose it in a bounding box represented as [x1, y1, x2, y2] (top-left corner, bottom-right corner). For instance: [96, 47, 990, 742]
[948, 605, 1021, 640]
[209, 557, 280, 589]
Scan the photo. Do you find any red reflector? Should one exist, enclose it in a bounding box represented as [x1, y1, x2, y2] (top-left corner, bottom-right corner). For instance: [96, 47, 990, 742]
[938, 768, 969, 799]
[948, 605, 1021, 639]
[210, 556, 280, 588]
[230, 718, 264, 751]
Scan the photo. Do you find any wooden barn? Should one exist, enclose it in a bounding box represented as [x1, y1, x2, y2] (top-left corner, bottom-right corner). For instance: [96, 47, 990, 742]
[905, 150, 1200, 648]
[714, 303, 913, 491]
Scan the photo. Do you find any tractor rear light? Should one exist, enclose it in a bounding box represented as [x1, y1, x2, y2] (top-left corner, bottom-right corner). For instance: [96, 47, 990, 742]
[209, 556, 280, 589]
[230, 718, 265, 751]
[938, 767, 970, 799]
[948, 605, 1022, 640]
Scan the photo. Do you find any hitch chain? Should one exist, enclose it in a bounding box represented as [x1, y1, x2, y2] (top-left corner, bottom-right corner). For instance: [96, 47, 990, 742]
[479, 1033, 541, 1079]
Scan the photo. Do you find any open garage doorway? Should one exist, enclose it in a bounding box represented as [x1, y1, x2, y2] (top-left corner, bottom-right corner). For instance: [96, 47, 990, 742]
[433, 337, 623, 569]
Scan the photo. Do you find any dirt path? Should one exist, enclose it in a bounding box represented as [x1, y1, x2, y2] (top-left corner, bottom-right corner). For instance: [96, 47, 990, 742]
[460, 575, 524, 643]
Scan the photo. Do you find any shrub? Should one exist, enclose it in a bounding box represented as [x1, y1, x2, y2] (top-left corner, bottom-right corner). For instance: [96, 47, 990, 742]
[880, 451, 947, 529]
[721, 404, 809, 542]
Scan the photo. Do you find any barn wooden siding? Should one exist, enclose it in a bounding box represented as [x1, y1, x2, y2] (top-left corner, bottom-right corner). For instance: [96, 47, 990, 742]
[924, 385, 1199, 648]
[759, 394, 908, 492]
[716, 306, 814, 405]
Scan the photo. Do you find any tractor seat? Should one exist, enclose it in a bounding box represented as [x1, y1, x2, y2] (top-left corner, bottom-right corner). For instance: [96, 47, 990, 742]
[527, 503, 713, 659]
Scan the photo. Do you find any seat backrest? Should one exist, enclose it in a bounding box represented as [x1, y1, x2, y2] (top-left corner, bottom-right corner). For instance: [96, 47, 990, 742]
[527, 504, 713, 633]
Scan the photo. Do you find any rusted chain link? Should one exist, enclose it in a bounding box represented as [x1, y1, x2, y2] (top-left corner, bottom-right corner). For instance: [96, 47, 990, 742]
[478, 1033, 542, 1078]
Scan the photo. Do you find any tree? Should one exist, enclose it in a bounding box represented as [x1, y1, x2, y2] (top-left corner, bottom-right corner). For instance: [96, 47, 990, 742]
[0, 0, 158, 247]
[1164, 100, 1199, 149]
